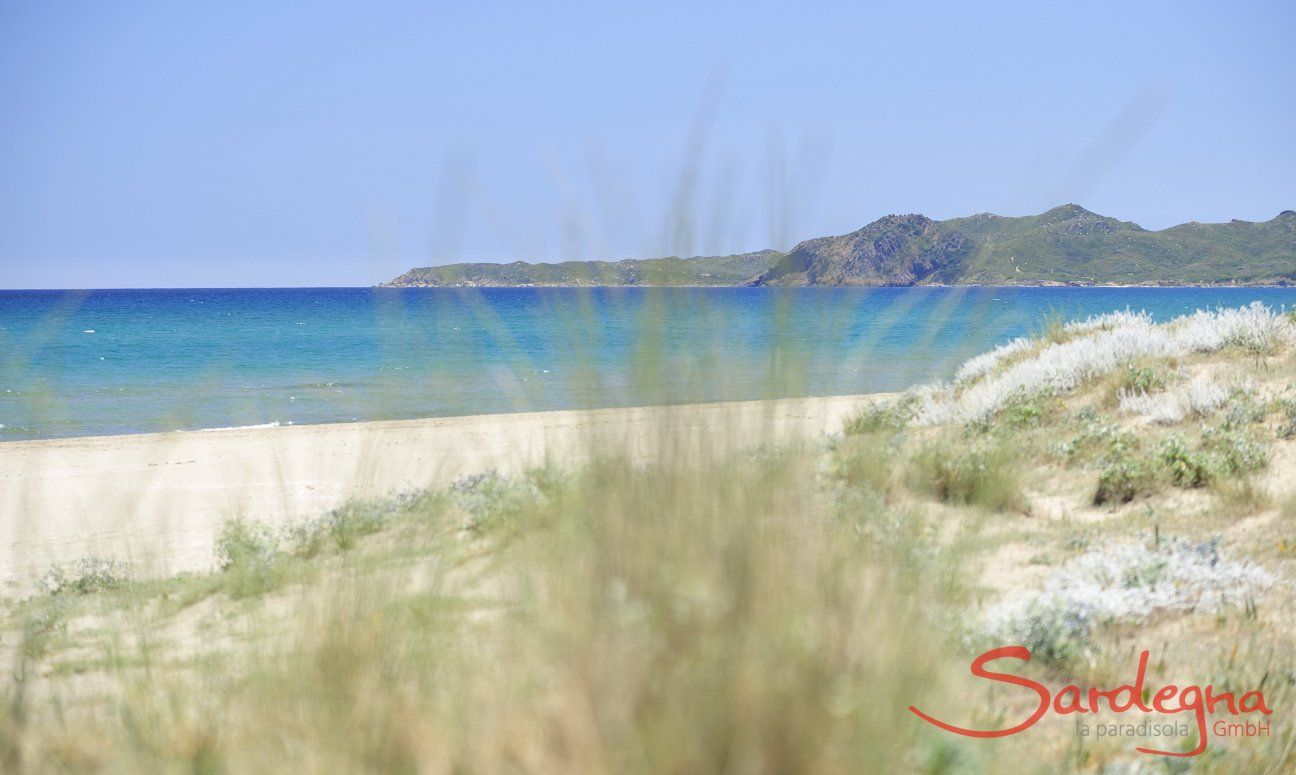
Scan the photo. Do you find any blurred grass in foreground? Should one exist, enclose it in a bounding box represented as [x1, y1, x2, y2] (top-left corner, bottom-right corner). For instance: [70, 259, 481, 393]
[0, 427, 993, 772]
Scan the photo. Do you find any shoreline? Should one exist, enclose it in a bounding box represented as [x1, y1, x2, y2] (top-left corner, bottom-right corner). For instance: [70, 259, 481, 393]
[0, 392, 881, 445]
[0, 393, 887, 594]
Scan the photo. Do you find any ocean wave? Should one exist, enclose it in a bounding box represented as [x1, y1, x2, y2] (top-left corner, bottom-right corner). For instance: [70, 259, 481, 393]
[261, 381, 366, 390]
[190, 421, 283, 433]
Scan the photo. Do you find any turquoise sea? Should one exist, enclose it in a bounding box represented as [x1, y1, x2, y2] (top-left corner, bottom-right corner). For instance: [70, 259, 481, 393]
[2, 286, 1295, 441]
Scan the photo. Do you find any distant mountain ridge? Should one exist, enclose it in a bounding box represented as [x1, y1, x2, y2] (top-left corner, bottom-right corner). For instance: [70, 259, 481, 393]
[384, 250, 782, 288]
[383, 205, 1296, 287]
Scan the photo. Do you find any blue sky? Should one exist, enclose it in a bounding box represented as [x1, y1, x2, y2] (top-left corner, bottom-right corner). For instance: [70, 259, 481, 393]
[2, 1, 1293, 288]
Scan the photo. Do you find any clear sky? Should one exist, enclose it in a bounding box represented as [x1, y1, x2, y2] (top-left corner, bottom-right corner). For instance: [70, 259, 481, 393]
[2, 1, 1294, 288]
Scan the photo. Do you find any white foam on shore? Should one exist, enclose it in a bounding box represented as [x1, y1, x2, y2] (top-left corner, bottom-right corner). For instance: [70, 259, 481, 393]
[190, 421, 282, 433]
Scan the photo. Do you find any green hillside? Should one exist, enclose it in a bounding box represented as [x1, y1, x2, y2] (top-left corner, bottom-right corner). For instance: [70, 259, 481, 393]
[382, 250, 784, 287]
[933, 205, 1296, 285]
[384, 206, 1296, 287]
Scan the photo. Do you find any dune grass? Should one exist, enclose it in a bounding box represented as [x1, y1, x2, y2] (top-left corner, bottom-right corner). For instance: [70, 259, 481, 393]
[0, 438, 999, 772]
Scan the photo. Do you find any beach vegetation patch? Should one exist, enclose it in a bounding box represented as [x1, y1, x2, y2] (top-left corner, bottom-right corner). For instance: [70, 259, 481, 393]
[920, 304, 1296, 426]
[843, 399, 911, 435]
[1219, 390, 1266, 430]
[1201, 425, 1271, 478]
[981, 539, 1273, 667]
[1157, 434, 1214, 488]
[450, 469, 548, 534]
[17, 598, 67, 663]
[1093, 457, 1159, 506]
[910, 439, 1024, 512]
[1274, 396, 1296, 440]
[997, 391, 1056, 429]
[829, 431, 898, 496]
[1117, 363, 1170, 395]
[953, 336, 1035, 385]
[1064, 409, 1140, 465]
[1117, 375, 1236, 426]
[1213, 477, 1273, 515]
[40, 557, 131, 596]
[215, 519, 288, 597]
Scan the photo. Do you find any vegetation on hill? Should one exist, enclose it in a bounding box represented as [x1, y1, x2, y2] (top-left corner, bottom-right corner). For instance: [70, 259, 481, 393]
[383, 249, 784, 287]
[385, 206, 1296, 287]
[755, 205, 1296, 286]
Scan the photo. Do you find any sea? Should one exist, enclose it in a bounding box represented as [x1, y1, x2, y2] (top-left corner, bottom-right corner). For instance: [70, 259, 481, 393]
[2, 286, 1294, 441]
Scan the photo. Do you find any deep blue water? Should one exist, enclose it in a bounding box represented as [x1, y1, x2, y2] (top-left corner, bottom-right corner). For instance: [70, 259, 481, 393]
[2, 286, 1294, 440]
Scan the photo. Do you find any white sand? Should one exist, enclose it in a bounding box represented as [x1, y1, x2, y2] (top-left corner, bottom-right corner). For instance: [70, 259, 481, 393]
[0, 395, 883, 594]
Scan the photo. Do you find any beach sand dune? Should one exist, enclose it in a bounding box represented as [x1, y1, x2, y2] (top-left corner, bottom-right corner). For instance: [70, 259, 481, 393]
[0, 395, 878, 594]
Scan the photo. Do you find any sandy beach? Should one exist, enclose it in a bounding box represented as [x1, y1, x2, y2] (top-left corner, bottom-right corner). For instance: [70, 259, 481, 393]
[0, 394, 881, 594]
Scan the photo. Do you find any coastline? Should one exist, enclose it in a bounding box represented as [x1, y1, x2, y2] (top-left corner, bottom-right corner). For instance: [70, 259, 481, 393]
[0, 393, 887, 594]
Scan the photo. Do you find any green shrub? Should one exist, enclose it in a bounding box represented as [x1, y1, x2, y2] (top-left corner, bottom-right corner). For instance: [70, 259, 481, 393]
[41, 558, 131, 596]
[215, 519, 285, 597]
[829, 432, 895, 494]
[216, 519, 280, 570]
[286, 492, 446, 557]
[1274, 397, 1296, 440]
[1220, 392, 1265, 430]
[324, 500, 393, 550]
[1065, 409, 1139, 465]
[843, 400, 910, 435]
[964, 391, 1055, 434]
[1201, 426, 1271, 477]
[1000, 393, 1049, 428]
[1157, 435, 1213, 488]
[284, 519, 329, 559]
[451, 470, 544, 533]
[1118, 364, 1168, 395]
[829, 487, 896, 542]
[910, 441, 1024, 512]
[1094, 458, 1158, 505]
[1008, 601, 1091, 666]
